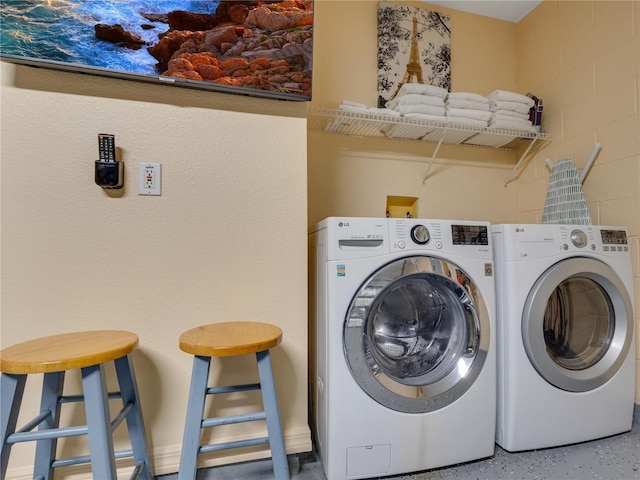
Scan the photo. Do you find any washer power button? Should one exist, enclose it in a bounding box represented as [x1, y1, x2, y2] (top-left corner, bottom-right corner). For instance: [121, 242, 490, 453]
[410, 225, 430, 245]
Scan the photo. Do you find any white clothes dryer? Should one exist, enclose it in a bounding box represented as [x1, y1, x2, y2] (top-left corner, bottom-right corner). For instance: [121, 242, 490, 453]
[492, 224, 635, 452]
[309, 217, 496, 480]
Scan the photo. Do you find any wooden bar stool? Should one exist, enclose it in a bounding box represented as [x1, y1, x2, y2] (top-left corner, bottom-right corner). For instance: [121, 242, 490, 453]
[0, 330, 153, 480]
[178, 321, 289, 480]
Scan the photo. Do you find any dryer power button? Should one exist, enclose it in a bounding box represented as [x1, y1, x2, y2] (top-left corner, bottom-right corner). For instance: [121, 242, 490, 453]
[571, 229, 588, 248]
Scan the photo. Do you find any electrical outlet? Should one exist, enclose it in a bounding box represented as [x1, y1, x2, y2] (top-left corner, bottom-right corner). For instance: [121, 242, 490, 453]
[138, 163, 161, 195]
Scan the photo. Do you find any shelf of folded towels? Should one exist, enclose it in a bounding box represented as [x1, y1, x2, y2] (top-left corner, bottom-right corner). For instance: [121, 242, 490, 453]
[307, 106, 551, 149]
[307, 87, 550, 152]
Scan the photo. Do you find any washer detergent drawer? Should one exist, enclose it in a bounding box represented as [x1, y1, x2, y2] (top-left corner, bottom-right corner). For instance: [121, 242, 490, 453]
[346, 444, 391, 477]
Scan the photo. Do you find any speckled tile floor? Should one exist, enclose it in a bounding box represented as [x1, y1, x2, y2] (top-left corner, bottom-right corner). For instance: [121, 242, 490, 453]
[159, 405, 639, 479]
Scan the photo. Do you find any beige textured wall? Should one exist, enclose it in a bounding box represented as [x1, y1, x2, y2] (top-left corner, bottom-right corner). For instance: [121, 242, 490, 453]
[0, 64, 311, 477]
[513, 0, 640, 402]
[308, 1, 525, 227]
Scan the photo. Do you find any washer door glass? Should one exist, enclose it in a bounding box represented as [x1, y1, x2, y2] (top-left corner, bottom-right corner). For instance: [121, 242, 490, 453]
[343, 256, 490, 413]
[523, 258, 633, 392]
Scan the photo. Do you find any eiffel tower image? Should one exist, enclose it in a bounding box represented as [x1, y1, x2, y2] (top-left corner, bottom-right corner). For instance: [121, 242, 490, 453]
[388, 15, 424, 102]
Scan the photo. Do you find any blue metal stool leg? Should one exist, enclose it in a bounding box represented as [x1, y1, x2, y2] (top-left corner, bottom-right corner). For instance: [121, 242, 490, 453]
[33, 371, 64, 480]
[1, 374, 26, 480]
[114, 354, 153, 480]
[256, 350, 290, 480]
[179, 355, 211, 480]
[81, 363, 117, 479]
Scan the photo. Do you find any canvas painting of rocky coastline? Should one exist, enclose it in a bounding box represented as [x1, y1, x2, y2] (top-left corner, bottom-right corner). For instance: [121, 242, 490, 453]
[377, 2, 450, 108]
[0, 0, 313, 101]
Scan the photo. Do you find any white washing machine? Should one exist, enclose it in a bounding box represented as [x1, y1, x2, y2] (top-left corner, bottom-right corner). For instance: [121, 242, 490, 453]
[309, 217, 496, 480]
[492, 224, 635, 452]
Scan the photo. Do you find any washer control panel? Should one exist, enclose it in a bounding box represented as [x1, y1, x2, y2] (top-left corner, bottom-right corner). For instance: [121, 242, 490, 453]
[390, 220, 443, 250]
[388, 219, 492, 257]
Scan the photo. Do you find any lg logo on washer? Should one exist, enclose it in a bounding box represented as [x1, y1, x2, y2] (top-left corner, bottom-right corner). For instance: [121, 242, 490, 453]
[338, 222, 349, 227]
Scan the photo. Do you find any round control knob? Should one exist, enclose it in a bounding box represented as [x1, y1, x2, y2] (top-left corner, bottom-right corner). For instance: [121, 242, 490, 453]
[410, 225, 430, 245]
[571, 229, 588, 248]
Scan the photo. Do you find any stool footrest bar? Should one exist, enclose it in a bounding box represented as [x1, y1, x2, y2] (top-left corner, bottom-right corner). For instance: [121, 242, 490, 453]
[7, 425, 88, 444]
[58, 391, 122, 404]
[7, 402, 135, 445]
[202, 411, 266, 429]
[207, 383, 260, 395]
[199, 436, 270, 454]
[50, 448, 135, 468]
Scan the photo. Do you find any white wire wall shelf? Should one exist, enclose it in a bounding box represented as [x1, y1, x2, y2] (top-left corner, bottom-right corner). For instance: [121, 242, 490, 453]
[307, 107, 551, 185]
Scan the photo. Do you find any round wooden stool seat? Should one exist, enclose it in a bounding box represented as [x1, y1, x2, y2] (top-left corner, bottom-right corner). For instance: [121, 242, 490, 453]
[179, 321, 282, 357]
[0, 330, 138, 375]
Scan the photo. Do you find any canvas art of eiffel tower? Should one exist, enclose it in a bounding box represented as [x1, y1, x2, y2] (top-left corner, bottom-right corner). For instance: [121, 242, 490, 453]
[388, 16, 424, 102]
[377, 2, 451, 108]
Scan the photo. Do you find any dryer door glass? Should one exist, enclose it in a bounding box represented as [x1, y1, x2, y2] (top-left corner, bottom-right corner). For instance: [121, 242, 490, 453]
[344, 255, 490, 413]
[522, 257, 633, 392]
[543, 276, 613, 370]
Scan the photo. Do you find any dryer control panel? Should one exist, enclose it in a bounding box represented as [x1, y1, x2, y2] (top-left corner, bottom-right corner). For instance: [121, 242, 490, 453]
[559, 226, 629, 254]
[493, 224, 630, 263]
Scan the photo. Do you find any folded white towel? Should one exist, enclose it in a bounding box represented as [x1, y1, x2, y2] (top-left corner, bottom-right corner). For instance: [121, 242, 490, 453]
[398, 83, 448, 98]
[397, 104, 446, 116]
[489, 119, 537, 133]
[368, 107, 401, 116]
[446, 108, 492, 121]
[447, 92, 489, 104]
[386, 93, 446, 110]
[445, 98, 490, 111]
[492, 113, 532, 124]
[403, 113, 447, 122]
[490, 100, 532, 115]
[492, 109, 531, 121]
[447, 117, 488, 127]
[339, 104, 368, 113]
[487, 90, 535, 108]
[341, 100, 369, 109]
